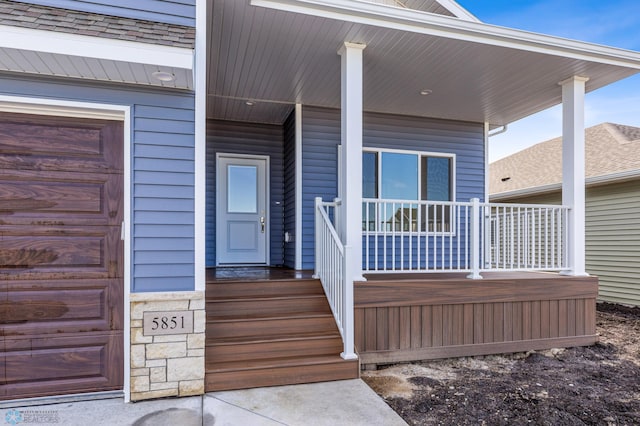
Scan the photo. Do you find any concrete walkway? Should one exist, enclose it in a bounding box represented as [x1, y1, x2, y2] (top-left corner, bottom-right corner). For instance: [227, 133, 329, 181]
[1, 380, 407, 426]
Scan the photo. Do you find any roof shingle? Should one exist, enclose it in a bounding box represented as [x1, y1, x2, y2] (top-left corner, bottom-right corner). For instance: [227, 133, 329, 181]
[490, 122, 640, 195]
[0, 0, 195, 49]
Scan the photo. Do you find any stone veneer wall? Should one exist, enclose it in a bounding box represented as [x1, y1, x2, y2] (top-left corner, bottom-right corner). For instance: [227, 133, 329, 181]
[129, 291, 205, 401]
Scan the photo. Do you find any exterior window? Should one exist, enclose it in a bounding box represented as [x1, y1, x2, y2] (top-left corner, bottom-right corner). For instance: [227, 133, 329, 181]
[381, 152, 418, 200]
[362, 149, 455, 233]
[362, 151, 378, 198]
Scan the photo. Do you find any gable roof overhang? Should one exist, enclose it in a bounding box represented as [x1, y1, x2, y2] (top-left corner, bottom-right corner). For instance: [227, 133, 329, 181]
[0, 25, 194, 89]
[208, 0, 640, 125]
[0, 0, 195, 90]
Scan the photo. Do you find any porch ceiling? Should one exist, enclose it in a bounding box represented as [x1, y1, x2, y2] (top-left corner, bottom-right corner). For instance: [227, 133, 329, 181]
[207, 0, 640, 126]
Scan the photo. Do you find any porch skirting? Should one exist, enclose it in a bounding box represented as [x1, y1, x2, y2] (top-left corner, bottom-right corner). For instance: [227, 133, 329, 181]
[354, 272, 598, 366]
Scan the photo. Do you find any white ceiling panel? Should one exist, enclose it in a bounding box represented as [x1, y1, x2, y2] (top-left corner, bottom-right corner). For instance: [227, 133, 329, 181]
[207, 0, 640, 125]
[0, 46, 193, 90]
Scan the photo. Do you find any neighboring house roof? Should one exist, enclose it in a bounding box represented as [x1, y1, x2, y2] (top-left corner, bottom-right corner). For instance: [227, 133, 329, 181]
[490, 123, 640, 198]
[0, 0, 195, 49]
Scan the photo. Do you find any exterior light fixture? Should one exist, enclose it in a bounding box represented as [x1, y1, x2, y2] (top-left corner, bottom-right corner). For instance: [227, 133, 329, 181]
[151, 71, 176, 82]
[419, 89, 432, 96]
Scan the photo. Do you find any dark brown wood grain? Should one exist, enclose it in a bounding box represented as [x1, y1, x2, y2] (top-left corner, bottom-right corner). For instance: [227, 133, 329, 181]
[0, 114, 123, 400]
[205, 276, 359, 392]
[354, 273, 598, 366]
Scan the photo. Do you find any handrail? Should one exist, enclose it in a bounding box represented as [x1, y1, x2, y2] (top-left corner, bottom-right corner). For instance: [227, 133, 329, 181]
[361, 198, 570, 277]
[314, 197, 356, 360]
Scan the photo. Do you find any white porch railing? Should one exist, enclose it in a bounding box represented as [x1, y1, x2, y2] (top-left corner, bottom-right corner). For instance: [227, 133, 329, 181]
[485, 202, 568, 272]
[313, 197, 356, 360]
[362, 198, 570, 276]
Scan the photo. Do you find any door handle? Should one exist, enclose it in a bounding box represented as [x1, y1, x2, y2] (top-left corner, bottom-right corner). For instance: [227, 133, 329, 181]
[260, 216, 265, 233]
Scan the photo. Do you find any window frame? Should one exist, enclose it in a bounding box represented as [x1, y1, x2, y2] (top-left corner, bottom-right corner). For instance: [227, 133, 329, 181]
[362, 147, 456, 203]
[362, 148, 457, 236]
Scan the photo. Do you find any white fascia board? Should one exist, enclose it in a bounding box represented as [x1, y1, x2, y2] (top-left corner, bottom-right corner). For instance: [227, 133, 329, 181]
[490, 169, 640, 201]
[437, 0, 479, 22]
[586, 169, 640, 186]
[489, 183, 562, 201]
[0, 25, 193, 70]
[251, 0, 640, 69]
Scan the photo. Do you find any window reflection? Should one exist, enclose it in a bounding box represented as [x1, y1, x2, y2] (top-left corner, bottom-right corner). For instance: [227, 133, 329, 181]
[228, 165, 257, 213]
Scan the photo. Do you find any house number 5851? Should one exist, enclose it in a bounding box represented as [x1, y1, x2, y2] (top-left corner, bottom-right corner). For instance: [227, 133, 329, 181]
[151, 315, 185, 330]
[143, 310, 194, 335]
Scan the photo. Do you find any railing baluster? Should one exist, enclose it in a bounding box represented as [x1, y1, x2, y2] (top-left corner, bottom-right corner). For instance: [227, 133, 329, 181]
[357, 199, 569, 275]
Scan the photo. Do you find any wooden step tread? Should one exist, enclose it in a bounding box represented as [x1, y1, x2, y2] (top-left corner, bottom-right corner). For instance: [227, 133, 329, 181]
[207, 294, 326, 303]
[207, 312, 333, 324]
[207, 277, 318, 284]
[207, 330, 340, 346]
[206, 354, 355, 374]
[207, 311, 334, 322]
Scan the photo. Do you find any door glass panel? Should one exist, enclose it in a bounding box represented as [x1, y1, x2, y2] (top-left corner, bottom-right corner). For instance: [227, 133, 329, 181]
[228, 165, 257, 213]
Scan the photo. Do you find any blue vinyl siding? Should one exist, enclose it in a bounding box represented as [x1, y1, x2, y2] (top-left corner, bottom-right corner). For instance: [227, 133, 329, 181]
[0, 74, 195, 293]
[14, 0, 195, 26]
[283, 111, 296, 268]
[206, 120, 285, 267]
[301, 106, 485, 270]
[301, 107, 341, 269]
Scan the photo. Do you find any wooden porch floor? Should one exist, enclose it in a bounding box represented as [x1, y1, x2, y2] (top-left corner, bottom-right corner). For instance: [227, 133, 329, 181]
[206, 266, 313, 282]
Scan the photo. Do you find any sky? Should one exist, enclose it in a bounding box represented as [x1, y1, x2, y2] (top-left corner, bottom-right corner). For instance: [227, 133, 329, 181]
[455, 0, 640, 162]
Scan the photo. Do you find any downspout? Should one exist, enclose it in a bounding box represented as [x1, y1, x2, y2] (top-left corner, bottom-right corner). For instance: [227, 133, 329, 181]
[486, 124, 508, 201]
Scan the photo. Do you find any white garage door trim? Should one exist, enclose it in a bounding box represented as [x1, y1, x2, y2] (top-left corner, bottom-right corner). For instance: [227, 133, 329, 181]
[0, 95, 133, 403]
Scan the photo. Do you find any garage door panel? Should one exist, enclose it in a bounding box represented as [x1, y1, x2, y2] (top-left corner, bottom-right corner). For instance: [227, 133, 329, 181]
[0, 112, 124, 400]
[0, 172, 122, 226]
[0, 181, 102, 214]
[0, 226, 122, 278]
[2, 332, 123, 399]
[0, 113, 123, 172]
[2, 279, 122, 336]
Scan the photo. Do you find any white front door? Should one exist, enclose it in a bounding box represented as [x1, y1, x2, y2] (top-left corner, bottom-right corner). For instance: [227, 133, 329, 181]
[216, 155, 269, 264]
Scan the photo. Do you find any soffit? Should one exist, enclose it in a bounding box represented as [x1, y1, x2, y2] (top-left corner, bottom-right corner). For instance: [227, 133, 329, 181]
[207, 0, 640, 125]
[0, 25, 193, 90]
[0, 1, 194, 89]
[0, 47, 193, 90]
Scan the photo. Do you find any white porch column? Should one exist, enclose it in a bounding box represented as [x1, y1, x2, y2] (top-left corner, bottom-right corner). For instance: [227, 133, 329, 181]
[560, 76, 589, 276]
[338, 42, 366, 281]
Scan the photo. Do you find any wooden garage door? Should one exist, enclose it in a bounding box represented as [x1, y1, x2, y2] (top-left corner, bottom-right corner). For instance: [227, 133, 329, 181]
[0, 112, 124, 400]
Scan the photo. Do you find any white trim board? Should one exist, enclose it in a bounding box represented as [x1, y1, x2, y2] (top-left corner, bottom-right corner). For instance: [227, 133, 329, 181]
[251, 0, 640, 69]
[294, 104, 303, 270]
[194, 0, 207, 292]
[0, 95, 132, 403]
[0, 24, 193, 70]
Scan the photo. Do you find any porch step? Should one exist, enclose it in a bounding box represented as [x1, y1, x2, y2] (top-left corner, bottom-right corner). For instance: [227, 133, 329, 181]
[207, 294, 330, 319]
[205, 355, 359, 392]
[205, 275, 359, 392]
[206, 332, 343, 363]
[206, 313, 337, 340]
[206, 279, 324, 299]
